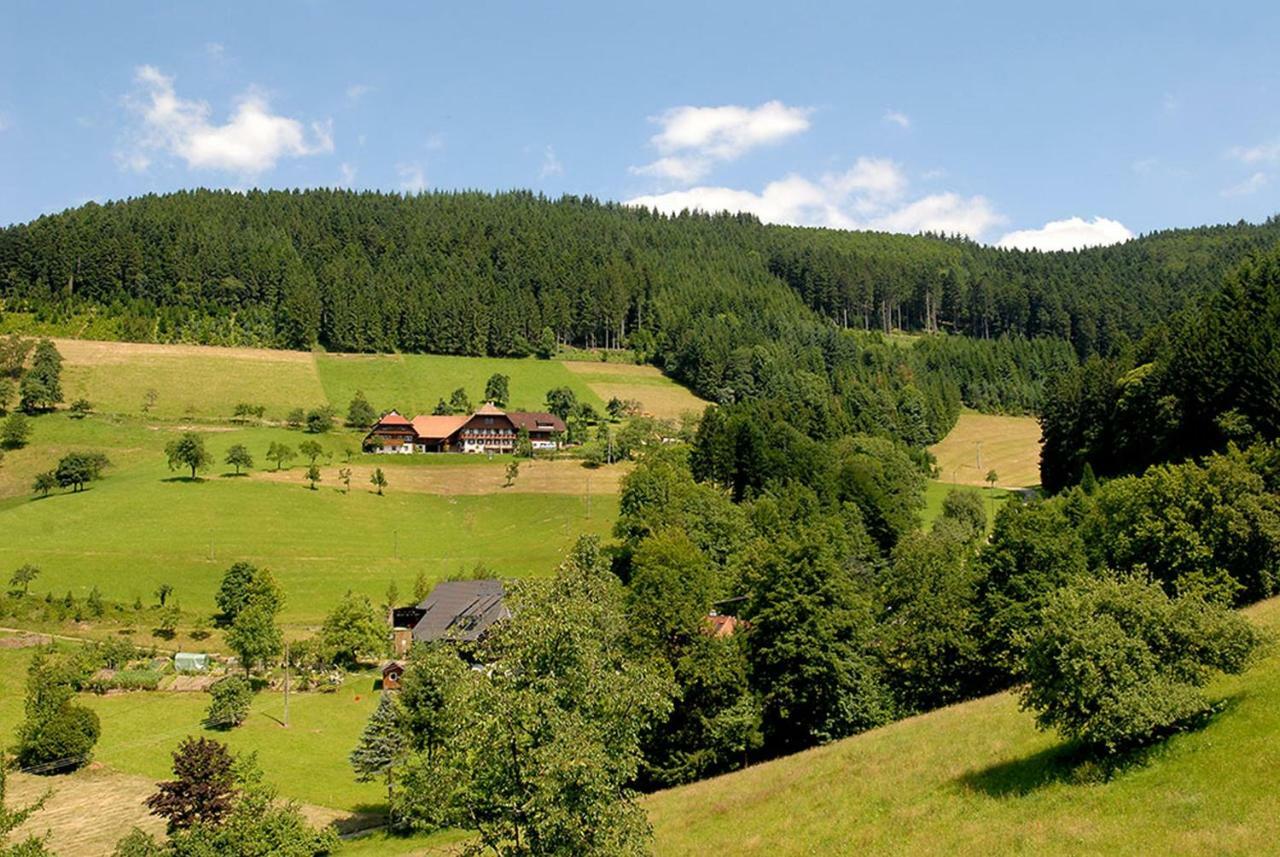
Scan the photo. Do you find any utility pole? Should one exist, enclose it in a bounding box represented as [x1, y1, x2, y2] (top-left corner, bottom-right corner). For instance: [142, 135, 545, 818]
[975, 441, 982, 472]
[282, 639, 290, 728]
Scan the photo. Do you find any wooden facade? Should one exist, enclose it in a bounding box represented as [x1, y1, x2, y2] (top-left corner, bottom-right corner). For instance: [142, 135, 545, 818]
[364, 404, 566, 454]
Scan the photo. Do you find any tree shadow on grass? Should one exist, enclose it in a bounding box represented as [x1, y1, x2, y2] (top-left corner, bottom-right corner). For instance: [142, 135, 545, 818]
[162, 475, 207, 484]
[219, 471, 250, 479]
[959, 695, 1243, 798]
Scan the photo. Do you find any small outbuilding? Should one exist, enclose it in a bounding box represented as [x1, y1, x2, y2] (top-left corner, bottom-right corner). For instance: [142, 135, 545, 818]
[381, 660, 408, 690]
[174, 652, 211, 672]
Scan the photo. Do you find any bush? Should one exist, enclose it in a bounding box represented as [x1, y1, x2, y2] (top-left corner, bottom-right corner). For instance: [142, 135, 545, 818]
[1020, 576, 1263, 752]
[205, 675, 254, 729]
[17, 702, 101, 771]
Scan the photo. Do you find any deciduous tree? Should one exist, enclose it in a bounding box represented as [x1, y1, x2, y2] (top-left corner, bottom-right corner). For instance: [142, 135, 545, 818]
[165, 432, 210, 479]
[224, 444, 253, 475]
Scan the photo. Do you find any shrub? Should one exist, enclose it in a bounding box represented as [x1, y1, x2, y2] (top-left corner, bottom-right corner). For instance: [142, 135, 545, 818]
[17, 702, 101, 771]
[205, 675, 253, 729]
[1020, 576, 1263, 752]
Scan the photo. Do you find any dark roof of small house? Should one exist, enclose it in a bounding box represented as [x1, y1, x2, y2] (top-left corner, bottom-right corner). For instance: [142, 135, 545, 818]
[507, 411, 567, 433]
[381, 659, 407, 674]
[411, 579, 509, 643]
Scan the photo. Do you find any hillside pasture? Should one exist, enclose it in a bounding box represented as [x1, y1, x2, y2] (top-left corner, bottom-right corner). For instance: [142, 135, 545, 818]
[646, 598, 1280, 856]
[928, 411, 1043, 489]
[561, 360, 708, 420]
[0, 414, 617, 627]
[55, 338, 328, 421]
[43, 337, 702, 422]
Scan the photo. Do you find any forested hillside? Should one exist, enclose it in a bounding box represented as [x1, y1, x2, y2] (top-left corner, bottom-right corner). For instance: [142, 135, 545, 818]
[1, 191, 1275, 446]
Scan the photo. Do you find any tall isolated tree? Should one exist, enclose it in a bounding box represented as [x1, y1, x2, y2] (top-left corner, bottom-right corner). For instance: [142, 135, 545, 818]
[370, 467, 388, 495]
[165, 432, 211, 479]
[18, 339, 62, 413]
[484, 373, 510, 407]
[320, 591, 386, 666]
[304, 462, 322, 490]
[227, 601, 283, 676]
[346, 390, 378, 428]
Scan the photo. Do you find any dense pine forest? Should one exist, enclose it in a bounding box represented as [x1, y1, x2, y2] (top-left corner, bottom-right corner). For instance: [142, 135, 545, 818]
[1, 190, 1277, 450]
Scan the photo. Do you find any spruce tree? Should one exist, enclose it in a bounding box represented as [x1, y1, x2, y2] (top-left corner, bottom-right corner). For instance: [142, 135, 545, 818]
[350, 692, 405, 808]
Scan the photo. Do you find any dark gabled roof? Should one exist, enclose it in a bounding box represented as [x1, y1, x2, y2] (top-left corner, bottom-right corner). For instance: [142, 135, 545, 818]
[411, 579, 509, 643]
[507, 411, 567, 433]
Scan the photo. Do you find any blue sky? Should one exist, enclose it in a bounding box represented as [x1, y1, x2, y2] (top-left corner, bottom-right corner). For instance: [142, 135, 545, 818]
[2, 1, 1278, 248]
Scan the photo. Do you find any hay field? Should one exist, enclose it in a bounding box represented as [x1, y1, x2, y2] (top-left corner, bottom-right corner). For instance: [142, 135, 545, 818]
[928, 411, 1043, 489]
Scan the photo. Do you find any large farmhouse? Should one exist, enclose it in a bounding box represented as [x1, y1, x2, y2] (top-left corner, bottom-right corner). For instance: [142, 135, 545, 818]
[390, 579, 510, 656]
[364, 403, 566, 454]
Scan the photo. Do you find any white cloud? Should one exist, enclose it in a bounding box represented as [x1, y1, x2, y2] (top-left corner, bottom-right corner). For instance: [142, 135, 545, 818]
[631, 100, 810, 185]
[398, 162, 426, 193]
[346, 83, 373, 102]
[1222, 171, 1269, 197]
[539, 145, 563, 178]
[1229, 138, 1280, 164]
[205, 42, 226, 62]
[337, 162, 357, 187]
[883, 110, 910, 129]
[626, 156, 1003, 239]
[122, 65, 333, 175]
[996, 216, 1133, 251]
[629, 156, 710, 184]
[1132, 157, 1157, 175]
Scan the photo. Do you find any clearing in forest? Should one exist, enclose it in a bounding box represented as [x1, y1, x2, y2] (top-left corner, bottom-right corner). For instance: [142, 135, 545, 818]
[928, 411, 1042, 489]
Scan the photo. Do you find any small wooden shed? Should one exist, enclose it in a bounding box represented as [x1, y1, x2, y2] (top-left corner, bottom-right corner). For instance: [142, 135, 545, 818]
[381, 659, 407, 690]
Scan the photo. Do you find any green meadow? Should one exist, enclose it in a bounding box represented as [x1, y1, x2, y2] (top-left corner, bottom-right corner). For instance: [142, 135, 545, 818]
[0, 413, 615, 627]
[646, 595, 1280, 856]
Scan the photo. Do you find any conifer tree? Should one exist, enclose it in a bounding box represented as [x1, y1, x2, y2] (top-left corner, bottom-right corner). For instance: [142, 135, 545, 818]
[351, 692, 406, 808]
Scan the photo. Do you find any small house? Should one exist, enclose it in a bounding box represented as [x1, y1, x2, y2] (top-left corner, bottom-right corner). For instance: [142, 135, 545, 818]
[389, 579, 510, 656]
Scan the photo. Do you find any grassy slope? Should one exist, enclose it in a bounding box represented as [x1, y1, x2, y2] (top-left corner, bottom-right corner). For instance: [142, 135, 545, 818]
[646, 598, 1280, 857]
[46, 337, 703, 422]
[929, 410, 1043, 490]
[0, 414, 616, 626]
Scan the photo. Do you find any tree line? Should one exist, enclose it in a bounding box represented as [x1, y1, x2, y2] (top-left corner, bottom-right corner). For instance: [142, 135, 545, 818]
[1040, 245, 1280, 492]
[8, 190, 1270, 445]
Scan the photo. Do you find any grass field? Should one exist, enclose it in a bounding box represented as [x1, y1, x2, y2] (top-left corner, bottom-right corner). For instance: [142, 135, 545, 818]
[47, 337, 703, 422]
[922, 480, 1015, 531]
[929, 411, 1043, 489]
[0, 413, 617, 627]
[645, 597, 1280, 856]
